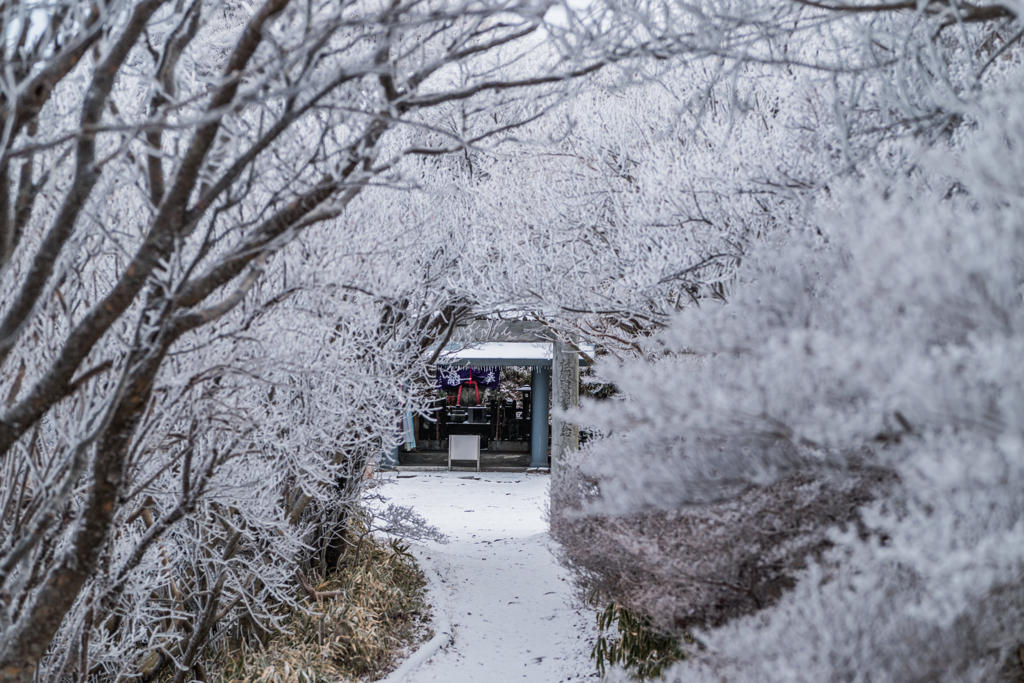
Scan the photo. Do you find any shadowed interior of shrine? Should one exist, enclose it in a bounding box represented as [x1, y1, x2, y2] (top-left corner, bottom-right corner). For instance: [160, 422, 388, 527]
[391, 322, 591, 472]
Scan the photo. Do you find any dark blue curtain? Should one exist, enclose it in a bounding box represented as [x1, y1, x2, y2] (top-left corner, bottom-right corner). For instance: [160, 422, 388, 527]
[435, 365, 501, 390]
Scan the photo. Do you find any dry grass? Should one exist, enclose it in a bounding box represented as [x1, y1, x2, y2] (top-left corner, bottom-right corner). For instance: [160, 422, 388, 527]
[212, 536, 430, 683]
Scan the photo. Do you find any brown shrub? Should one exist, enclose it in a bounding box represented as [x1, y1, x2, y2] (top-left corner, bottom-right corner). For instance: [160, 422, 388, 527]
[552, 463, 893, 633]
[212, 536, 429, 683]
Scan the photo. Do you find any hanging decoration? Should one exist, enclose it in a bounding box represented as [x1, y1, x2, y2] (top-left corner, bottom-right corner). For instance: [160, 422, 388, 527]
[435, 365, 501, 390]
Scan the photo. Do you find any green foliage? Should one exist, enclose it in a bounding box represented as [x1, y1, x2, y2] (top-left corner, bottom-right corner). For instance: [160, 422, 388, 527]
[591, 596, 685, 680]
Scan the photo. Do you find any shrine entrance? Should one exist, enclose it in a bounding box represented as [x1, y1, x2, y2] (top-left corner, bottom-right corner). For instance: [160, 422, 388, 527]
[393, 322, 589, 472]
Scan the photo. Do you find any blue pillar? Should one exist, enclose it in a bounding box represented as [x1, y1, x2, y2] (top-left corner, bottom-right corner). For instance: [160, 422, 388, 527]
[530, 366, 550, 469]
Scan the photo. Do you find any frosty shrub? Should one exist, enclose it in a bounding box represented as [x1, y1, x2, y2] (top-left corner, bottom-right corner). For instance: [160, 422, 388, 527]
[556, 82, 1024, 681]
[553, 465, 893, 631]
[546, 1, 1024, 679]
[371, 503, 448, 546]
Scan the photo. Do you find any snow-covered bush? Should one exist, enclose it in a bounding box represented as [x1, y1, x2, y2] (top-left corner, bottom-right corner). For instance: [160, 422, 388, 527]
[543, 1, 1024, 678]
[557, 80, 1024, 680]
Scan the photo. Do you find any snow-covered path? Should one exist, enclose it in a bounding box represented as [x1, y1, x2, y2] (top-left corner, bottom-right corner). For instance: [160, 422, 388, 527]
[376, 471, 598, 683]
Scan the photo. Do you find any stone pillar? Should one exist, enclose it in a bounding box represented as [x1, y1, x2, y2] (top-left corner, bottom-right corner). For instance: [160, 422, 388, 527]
[550, 340, 579, 475]
[529, 366, 550, 469]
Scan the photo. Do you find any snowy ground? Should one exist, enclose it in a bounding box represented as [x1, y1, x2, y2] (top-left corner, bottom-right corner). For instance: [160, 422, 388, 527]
[373, 471, 599, 683]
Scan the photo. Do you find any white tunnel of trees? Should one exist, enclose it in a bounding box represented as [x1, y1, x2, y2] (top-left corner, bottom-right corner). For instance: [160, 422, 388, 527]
[3, 0, 1024, 681]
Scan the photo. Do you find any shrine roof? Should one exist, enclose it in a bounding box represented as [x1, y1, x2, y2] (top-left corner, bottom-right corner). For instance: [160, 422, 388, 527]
[436, 342, 593, 367]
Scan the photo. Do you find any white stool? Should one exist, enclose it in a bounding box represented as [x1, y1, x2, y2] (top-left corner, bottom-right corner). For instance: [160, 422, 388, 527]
[448, 434, 481, 471]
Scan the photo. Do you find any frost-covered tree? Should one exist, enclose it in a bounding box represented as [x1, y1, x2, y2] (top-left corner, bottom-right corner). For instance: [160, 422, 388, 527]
[360, 64, 798, 360]
[0, 0, 624, 679]
[385, 0, 1012, 350]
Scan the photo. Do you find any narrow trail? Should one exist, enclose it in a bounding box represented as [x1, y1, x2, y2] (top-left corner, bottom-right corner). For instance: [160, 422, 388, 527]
[376, 471, 599, 683]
